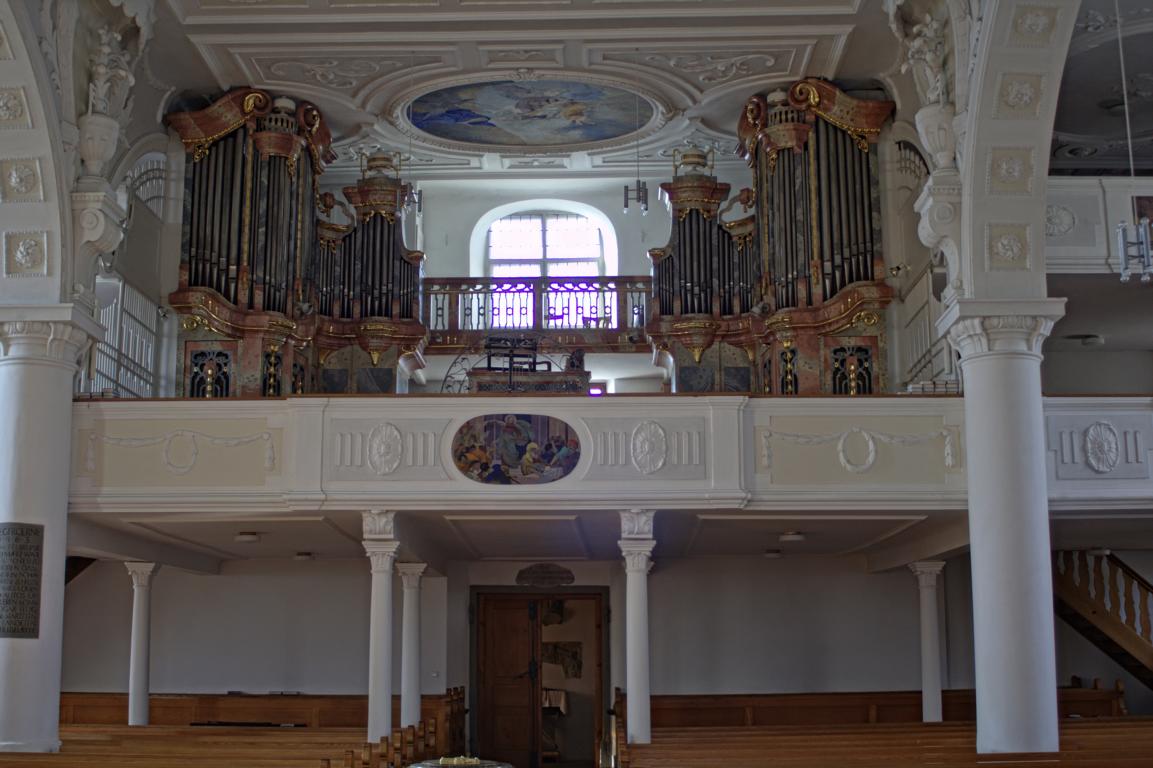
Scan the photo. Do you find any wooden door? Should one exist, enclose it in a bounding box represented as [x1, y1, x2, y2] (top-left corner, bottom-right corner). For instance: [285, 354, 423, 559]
[477, 595, 540, 768]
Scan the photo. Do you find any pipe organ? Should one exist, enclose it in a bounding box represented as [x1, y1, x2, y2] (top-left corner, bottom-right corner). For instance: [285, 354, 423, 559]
[648, 78, 894, 394]
[166, 89, 427, 397]
[646, 147, 759, 392]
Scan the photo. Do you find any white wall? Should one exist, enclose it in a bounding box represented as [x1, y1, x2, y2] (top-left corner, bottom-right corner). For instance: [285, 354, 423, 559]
[648, 557, 924, 694]
[1042, 350, 1153, 395]
[62, 559, 447, 695]
[415, 165, 753, 278]
[62, 551, 1153, 714]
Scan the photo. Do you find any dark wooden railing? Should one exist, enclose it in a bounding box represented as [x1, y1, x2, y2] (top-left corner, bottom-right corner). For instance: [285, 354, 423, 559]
[422, 275, 652, 353]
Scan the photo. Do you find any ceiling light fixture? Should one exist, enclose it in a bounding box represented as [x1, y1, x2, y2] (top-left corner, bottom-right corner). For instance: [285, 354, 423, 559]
[779, 531, 806, 543]
[623, 53, 649, 215]
[763, 548, 783, 559]
[293, 551, 315, 561]
[1113, 0, 1152, 284]
[234, 532, 261, 543]
[399, 50, 423, 214]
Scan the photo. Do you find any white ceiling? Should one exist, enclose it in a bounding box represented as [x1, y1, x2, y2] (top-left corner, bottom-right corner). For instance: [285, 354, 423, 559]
[1051, 1, 1153, 174]
[1046, 274, 1153, 352]
[147, 0, 898, 182]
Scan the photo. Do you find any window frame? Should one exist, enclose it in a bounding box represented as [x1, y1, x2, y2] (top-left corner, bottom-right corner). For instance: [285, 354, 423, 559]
[484, 211, 607, 279]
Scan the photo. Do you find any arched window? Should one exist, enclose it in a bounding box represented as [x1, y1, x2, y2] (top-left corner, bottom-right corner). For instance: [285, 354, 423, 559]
[487, 211, 606, 278]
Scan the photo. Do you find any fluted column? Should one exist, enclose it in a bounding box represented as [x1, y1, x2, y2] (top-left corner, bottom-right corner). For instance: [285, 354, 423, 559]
[942, 299, 1064, 753]
[0, 313, 99, 752]
[125, 562, 159, 726]
[910, 561, 945, 723]
[363, 510, 400, 743]
[619, 509, 656, 745]
[397, 562, 426, 728]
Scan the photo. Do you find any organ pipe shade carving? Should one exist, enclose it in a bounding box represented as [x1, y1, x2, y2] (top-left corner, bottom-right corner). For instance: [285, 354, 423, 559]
[737, 79, 894, 311]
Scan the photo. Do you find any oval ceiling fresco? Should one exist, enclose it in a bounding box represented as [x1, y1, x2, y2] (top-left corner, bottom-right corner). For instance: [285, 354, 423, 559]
[452, 413, 581, 485]
[410, 80, 655, 148]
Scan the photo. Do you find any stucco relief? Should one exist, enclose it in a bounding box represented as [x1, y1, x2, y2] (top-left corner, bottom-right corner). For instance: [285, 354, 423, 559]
[995, 74, 1045, 119]
[366, 422, 404, 476]
[1048, 414, 1150, 481]
[643, 53, 780, 84]
[1009, 5, 1060, 46]
[1083, 421, 1121, 474]
[266, 58, 401, 92]
[0, 88, 29, 129]
[86, 430, 276, 476]
[631, 420, 668, 475]
[986, 223, 1031, 270]
[1044, 204, 1076, 238]
[3, 231, 47, 277]
[987, 147, 1034, 195]
[0, 158, 42, 202]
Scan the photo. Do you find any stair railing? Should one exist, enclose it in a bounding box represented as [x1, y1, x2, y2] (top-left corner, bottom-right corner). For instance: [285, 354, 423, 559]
[1054, 550, 1153, 652]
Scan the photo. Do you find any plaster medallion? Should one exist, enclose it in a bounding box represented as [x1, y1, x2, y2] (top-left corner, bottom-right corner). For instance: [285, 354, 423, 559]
[995, 74, 1044, 119]
[0, 88, 29, 128]
[3, 231, 47, 277]
[986, 224, 1030, 270]
[1045, 204, 1076, 238]
[631, 420, 668, 475]
[366, 422, 404, 476]
[1011, 6, 1059, 46]
[1083, 421, 1120, 474]
[644, 53, 779, 84]
[0, 158, 42, 202]
[452, 413, 580, 485]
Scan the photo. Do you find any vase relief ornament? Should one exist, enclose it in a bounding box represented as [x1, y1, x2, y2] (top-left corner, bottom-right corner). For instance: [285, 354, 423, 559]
[1083, 421, 1121, 474]
[366, 422, 404, 476]
[631, 420, 668, 475]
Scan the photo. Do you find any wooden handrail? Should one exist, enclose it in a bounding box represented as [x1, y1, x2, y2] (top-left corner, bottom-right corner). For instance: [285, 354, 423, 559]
[1053, 550, 1153, 672]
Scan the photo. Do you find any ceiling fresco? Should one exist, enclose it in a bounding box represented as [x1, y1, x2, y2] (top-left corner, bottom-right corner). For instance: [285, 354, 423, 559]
[410, 80, 656, 149]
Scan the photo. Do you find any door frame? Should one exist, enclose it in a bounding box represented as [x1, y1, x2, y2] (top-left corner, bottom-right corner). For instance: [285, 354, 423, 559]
[470, 586, 610, 767]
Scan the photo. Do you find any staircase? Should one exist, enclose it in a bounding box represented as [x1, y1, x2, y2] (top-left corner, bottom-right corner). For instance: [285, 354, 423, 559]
[1053, 550, 1153, 690]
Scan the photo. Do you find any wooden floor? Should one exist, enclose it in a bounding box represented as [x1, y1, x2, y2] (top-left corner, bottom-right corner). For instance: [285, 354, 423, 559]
[620, 719, 1153, 768]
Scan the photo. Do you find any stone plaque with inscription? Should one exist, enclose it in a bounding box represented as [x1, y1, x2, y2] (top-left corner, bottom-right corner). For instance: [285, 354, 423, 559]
[0, 523, 43, 639]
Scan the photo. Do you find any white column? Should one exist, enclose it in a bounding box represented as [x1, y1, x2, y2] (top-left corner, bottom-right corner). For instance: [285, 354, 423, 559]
[619, 509, 656, 745]
[397, 562, 426, 728]
[0, 315, 97, 752]
[125, 562, 159, 726]
[944, 301, 1063, 754]
[363, 511, 399, 743]
[910, 561, 945, 723]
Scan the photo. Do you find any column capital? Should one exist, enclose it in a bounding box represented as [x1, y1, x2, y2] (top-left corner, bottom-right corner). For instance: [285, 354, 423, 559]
[620, 509, 656, 540]
[125, 561, 159, 588]
[937, 298, 1066, 363]
[619, 538, 656, 574]
[910, 560, 945, 588]
[0, 305, 104, 369]
[364, 539, 401, 573]
[397, 562, 427, 589]
[362, 509, 396, 540]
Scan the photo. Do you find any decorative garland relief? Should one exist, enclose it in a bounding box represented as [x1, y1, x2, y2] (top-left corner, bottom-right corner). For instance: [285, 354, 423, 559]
[86, 430, 276, 476]
[761, 427, 956, 475]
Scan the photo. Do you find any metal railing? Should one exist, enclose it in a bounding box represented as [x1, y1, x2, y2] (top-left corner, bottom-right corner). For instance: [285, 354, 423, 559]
[422, 275, 650, 334]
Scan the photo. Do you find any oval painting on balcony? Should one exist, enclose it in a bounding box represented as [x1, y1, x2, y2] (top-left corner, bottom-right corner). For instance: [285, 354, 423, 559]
[410, 80, 654, 148]
[453, 414, 580, 485]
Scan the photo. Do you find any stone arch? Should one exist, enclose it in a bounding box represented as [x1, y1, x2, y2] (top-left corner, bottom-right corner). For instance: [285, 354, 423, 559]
[953, 0, 1080, 300]
[0, 2, 76, 305]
